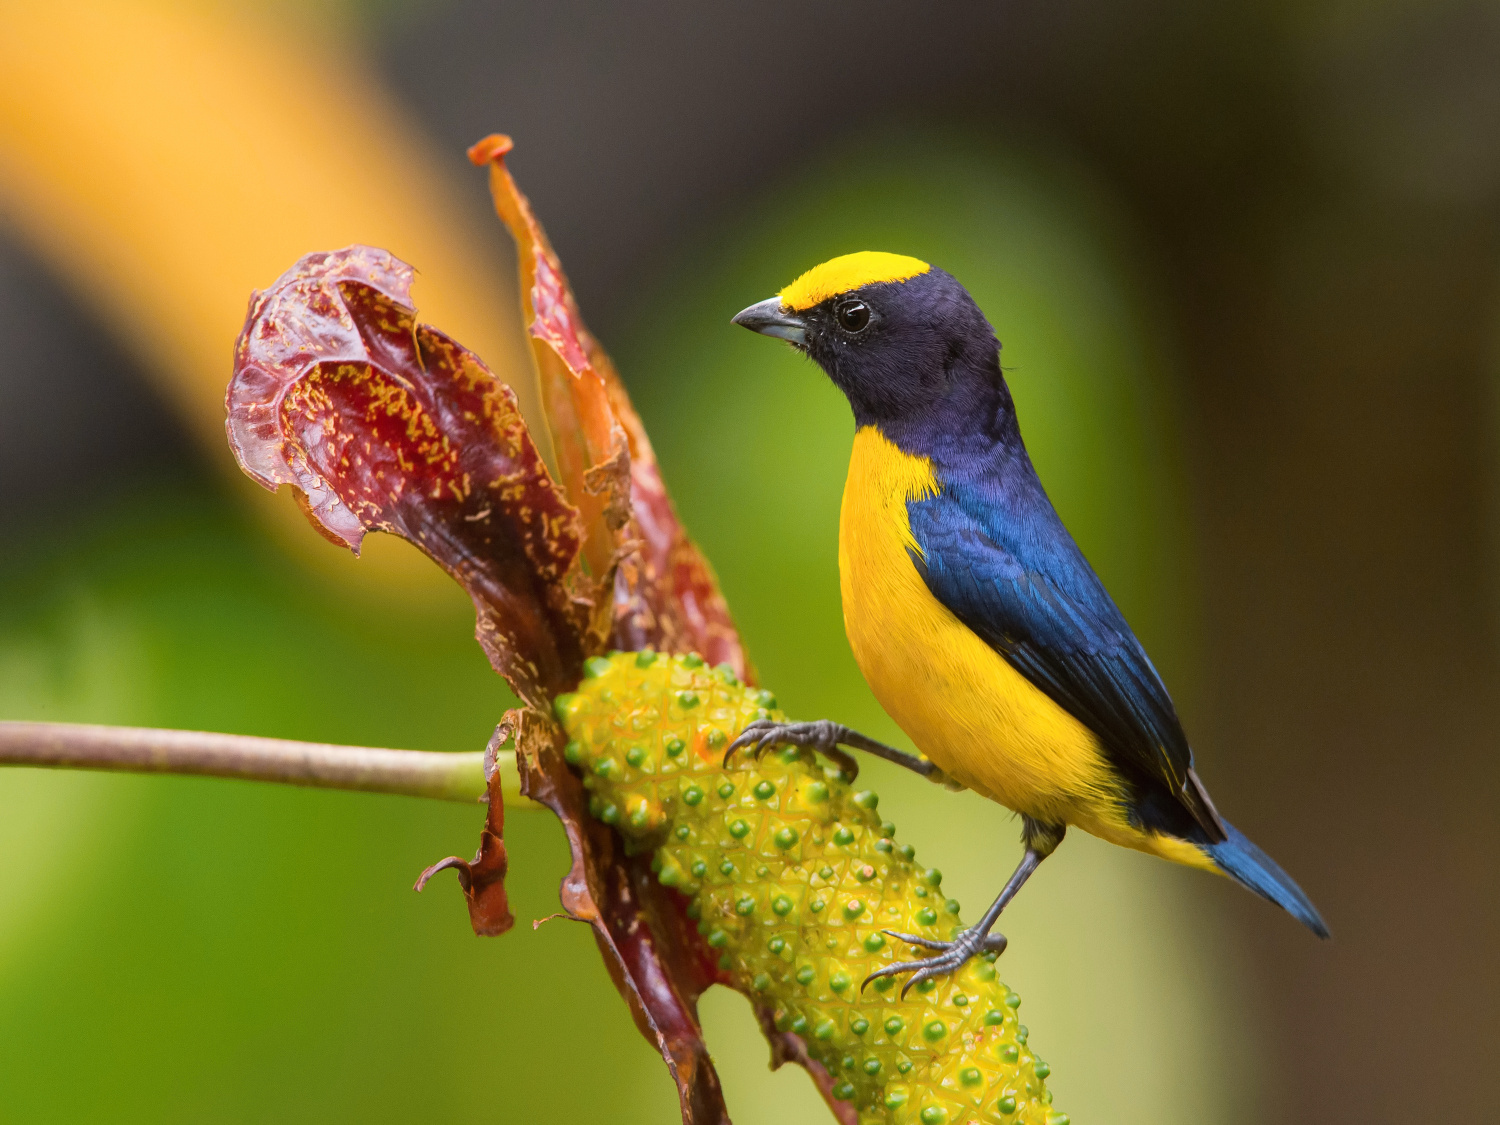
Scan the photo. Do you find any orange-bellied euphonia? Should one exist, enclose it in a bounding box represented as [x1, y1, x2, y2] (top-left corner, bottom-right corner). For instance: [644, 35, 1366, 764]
[729, 251, 1327, 993]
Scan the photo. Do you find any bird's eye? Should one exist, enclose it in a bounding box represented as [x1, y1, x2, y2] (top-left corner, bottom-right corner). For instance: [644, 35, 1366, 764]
[836, 298, 871, 334]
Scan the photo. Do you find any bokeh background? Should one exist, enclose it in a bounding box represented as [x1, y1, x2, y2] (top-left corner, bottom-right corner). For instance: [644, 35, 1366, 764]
[1, 1, 1496, 1122]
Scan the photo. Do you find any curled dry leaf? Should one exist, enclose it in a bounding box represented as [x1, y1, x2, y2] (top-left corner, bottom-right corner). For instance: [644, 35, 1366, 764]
[228, 246, 590, 707]
[413, 720, 517, 936]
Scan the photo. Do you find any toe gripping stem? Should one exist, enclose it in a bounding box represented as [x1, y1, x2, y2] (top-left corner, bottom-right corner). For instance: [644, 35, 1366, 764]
[724, 718, 948, 785]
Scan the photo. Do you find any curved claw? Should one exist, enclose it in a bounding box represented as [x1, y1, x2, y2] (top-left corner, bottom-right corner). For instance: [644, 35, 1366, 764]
[722, 720, 859, 780]
[859, 962, 909, 993]
[882, 929, 950, 951]
[860, 954, 962, 998]
[724, 720, 774, 753]
[897, 960, 956, 1000]
[723, 720, 777, 767]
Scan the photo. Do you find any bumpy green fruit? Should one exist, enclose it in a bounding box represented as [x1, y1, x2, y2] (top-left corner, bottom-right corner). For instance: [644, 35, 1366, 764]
[554, 651, 1065, 1125]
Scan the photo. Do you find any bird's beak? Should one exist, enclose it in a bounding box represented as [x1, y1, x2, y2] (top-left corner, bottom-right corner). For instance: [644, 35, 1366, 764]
[731, 296, 807, 346]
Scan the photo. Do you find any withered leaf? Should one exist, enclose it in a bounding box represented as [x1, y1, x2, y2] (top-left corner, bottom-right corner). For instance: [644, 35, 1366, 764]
[470, 136, 751, 681]
[228, 245, 587, 706]
[468, 135, 631, 597]
[413, 721, 516, 936]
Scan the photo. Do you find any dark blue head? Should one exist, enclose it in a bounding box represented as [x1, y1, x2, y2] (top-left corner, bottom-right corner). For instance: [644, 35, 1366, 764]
[732, 252, 1013, 439]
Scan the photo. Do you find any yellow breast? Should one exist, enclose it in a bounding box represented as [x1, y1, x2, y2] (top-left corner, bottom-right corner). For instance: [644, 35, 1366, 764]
[837, 427, 1122, 829]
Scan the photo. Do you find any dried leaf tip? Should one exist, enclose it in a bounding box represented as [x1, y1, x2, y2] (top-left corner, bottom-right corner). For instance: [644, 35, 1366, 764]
[468, 133, 515, 166]
[470, 134, 751, 681]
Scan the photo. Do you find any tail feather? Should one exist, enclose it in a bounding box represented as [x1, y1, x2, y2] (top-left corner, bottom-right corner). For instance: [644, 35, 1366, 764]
[1205, 820, 1330, 939]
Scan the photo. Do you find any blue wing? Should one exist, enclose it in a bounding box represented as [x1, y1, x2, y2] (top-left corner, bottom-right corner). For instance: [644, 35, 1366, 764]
[907, 477, 1225, 840]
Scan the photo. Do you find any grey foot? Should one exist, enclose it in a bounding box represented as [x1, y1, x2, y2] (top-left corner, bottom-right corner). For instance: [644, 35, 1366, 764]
[861, 928, 1009, 998]
[724, 719, 859, 779]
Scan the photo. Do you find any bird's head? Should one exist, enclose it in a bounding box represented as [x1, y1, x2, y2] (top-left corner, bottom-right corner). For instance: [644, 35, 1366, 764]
[732, 251, 1003, 430]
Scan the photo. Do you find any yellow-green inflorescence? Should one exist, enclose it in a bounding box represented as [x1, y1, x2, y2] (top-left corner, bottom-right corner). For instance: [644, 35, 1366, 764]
[553, 651, 1065, 1125]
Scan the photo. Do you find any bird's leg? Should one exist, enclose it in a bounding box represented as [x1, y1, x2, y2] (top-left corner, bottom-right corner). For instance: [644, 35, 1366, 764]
[864, 819, 1065, 997]
[724, 718, 943, 784]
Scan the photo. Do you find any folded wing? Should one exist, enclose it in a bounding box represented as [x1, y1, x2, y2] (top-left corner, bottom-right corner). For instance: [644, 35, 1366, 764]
[907, 482, 1225, 841]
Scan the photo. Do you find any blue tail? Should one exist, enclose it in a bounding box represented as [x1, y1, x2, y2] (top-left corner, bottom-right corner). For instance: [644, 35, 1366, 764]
[1204, 820, 1330, 938]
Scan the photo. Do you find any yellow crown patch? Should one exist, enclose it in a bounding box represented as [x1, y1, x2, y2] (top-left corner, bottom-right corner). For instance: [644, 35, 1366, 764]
[778, 251, 930, 311]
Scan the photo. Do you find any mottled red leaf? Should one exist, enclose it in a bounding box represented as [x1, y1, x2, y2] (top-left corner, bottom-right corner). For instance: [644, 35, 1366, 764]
[470, 136, 750, 681]
[227, 245, 587, 706]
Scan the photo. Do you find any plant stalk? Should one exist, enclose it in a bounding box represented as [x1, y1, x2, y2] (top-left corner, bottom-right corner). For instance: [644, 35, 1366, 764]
[0, 721, 535, 807]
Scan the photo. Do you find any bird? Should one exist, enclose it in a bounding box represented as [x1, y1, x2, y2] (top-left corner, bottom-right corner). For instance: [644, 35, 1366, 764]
[727, 251, 1328, 994]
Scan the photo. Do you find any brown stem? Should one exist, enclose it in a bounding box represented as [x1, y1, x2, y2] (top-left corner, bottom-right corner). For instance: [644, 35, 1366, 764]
[0, 721, 534, 806]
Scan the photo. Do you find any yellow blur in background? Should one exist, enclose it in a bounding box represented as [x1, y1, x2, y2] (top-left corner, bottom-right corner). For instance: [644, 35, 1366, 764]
[0, 0, 532, 588]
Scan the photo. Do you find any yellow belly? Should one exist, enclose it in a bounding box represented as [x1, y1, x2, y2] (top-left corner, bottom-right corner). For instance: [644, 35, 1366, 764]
[837, 427, 1212, 870]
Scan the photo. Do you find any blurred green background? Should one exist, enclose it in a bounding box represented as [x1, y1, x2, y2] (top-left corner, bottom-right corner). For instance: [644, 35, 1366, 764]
[3, 2, 1497, 1123]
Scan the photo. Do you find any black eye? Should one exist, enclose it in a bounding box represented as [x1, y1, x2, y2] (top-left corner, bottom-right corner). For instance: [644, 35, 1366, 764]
[836, 298, 871, 334]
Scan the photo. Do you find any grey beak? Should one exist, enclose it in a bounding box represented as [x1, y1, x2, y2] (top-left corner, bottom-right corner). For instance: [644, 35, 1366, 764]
[731, 296, 807, 346]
